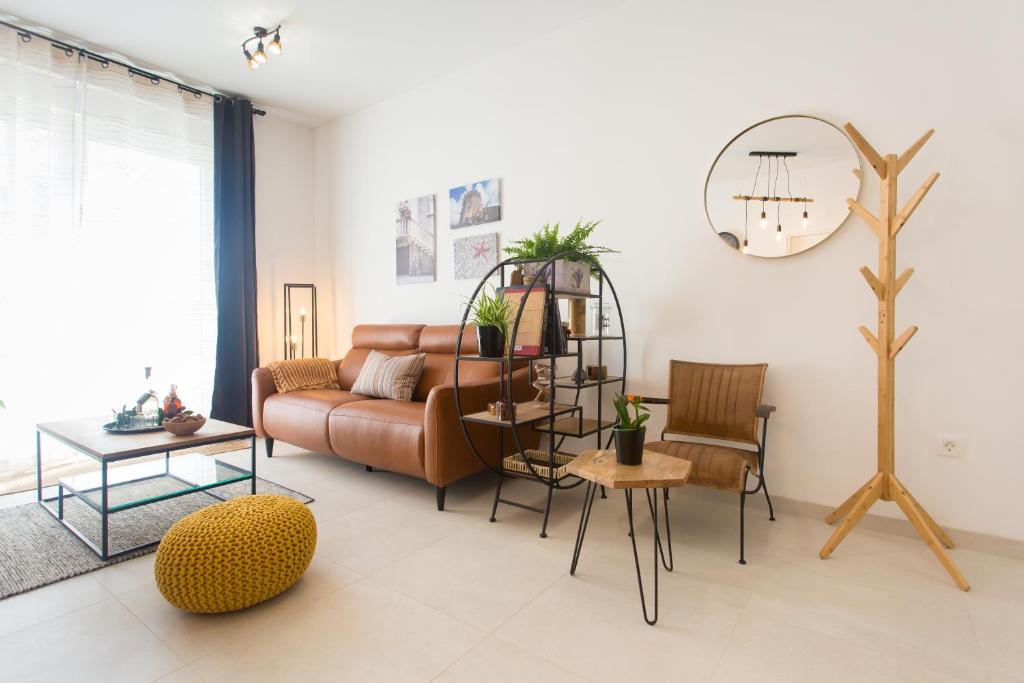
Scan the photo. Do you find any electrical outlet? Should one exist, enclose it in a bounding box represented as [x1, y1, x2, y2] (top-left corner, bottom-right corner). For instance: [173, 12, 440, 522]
[938, 436, 963, 458]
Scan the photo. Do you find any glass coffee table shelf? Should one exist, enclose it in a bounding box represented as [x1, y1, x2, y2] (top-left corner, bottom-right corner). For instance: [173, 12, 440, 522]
[36, 416, 256, 560]
[58, 454, 253, 513]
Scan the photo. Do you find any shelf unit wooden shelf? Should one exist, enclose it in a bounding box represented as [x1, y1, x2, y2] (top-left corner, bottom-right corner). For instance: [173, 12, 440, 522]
[462, 401, 579, 427]
[533, 416, 613, 438]
[553, 375, 623, 390]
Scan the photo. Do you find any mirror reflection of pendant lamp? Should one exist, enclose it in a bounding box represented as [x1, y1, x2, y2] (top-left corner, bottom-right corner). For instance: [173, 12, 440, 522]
[735, 151, 813, 248]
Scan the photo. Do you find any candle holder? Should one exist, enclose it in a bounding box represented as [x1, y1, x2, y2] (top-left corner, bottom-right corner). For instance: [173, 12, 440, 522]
[284, 283, 318, 359]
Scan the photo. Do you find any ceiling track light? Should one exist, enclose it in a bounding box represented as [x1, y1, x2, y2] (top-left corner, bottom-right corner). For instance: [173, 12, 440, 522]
[242, 24, 283, 70]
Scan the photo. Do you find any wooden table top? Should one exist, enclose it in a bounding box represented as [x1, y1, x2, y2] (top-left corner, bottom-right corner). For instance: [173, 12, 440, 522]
[565, 449, 692, 489]
[36, 417, 254, 461]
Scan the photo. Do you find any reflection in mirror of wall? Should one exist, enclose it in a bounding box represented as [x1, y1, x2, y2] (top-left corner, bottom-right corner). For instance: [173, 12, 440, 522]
[705, 115, 862, 258]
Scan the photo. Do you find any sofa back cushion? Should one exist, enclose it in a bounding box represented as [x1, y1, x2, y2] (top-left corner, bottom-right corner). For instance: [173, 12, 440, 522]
[413, 325, 497, 401]
[337, 324, 424, 390]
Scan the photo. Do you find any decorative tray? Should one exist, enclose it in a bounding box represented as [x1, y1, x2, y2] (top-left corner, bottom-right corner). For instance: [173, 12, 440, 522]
[102, 422, 165, 434]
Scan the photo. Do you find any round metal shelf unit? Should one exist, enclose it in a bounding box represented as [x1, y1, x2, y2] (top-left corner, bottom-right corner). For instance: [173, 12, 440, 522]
[453, 254, 627, 537]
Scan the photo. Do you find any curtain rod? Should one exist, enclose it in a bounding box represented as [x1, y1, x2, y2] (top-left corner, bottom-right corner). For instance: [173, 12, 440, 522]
[0, 19, 267, 116]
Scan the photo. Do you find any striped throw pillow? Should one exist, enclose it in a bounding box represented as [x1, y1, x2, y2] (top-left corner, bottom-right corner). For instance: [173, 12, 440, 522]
[350, 351, 426, 401]
[266, 358, 340, 393]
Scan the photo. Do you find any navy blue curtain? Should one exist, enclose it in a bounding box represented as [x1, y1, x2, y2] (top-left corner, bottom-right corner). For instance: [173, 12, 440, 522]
[210, 98, 259, 426]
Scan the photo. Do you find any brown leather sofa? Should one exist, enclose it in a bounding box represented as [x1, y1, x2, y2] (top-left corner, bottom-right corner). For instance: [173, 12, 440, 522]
[252, 324, 537, 510]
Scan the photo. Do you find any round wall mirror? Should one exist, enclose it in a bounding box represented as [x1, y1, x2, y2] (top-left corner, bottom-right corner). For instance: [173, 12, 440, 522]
[704, 115, 861, 258]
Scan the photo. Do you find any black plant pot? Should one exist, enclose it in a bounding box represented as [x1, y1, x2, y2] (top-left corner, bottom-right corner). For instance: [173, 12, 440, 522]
[476, 325, 505, 358]
[613, 427, 646, 466]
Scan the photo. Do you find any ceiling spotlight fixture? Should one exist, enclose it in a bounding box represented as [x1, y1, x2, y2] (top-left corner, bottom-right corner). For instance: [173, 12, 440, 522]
[242, 25, 282, 70]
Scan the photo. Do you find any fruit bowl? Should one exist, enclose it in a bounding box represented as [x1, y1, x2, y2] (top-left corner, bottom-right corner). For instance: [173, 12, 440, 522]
[163, 414, 206, 436]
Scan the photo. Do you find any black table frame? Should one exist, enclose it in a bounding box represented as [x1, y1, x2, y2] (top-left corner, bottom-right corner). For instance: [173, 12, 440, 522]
[36, 430, 257, 561]
[570, 481, 674, 625]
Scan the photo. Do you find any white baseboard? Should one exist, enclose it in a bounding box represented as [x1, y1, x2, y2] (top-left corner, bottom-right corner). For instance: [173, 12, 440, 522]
[684, 487, 1024, 561]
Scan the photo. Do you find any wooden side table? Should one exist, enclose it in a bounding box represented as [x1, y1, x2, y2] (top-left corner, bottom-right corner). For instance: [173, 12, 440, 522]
[565, 449, 692, 625]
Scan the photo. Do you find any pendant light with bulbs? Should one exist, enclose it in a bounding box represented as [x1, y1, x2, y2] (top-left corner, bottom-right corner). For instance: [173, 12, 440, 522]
[242, 25, 283, 71]
[733, 151, 813, 252]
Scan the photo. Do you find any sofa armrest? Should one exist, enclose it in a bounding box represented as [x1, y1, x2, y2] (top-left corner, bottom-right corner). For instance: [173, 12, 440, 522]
[251, 367, 278, 438]
[423, 366, 538, 488]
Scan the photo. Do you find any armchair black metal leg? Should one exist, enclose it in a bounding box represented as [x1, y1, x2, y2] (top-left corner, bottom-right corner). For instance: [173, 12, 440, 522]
[626, 489, 660, 625]
[570, 482, 597, 575]
[265, 437, 274, 458]
[741, 466, 749, 569]
[600, 485, 607, 499]
[739, 490, 747, 565]
[435, 485, 447, 511]
[762, 477, 776, 521]
[539, 481, 554, 538]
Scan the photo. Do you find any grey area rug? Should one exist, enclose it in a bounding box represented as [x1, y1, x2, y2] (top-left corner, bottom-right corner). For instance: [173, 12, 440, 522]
[0, 477, 313, 600]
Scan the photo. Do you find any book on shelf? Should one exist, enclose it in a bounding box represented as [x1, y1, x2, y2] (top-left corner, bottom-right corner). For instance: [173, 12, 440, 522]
[500, 285, 547, 356]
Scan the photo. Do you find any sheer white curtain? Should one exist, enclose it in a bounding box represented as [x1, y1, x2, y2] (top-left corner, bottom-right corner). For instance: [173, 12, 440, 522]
[0, 29, 216, 484]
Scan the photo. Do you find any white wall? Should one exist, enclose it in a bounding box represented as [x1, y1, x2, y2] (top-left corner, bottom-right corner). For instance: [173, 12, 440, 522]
[314, 0, 1024, 540]
[254, 113, 330, 364]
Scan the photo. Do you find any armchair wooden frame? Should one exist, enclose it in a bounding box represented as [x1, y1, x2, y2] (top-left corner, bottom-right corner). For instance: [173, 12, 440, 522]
[639, 396, 777, 564]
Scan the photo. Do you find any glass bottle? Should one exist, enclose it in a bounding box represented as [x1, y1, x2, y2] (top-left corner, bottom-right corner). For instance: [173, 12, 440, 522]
[163, 384, 183, 419]
[135, 367, 161, 426]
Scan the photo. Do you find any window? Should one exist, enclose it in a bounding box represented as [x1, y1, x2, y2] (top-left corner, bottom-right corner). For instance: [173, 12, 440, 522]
[0, 31, 215, 491]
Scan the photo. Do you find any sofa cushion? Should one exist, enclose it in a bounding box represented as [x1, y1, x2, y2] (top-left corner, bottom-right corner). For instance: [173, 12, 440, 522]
[351, 350, 426, 401]
[413, 325, 494, 401]
[417, 325, 478, 354]
[328, 400, 426, 478]
[264, 389, 366, 454]
[352, 324, 424, 350]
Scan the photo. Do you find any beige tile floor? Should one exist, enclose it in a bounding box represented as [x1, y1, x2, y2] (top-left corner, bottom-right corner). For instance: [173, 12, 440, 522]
[1, 440, 1021, 682]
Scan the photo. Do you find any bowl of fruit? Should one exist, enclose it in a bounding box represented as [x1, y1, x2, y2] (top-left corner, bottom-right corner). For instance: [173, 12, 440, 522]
[163, 411, 206, 436]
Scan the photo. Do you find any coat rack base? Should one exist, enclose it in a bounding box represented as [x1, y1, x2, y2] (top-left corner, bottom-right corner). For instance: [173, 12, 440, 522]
[819, 472, 970, 591]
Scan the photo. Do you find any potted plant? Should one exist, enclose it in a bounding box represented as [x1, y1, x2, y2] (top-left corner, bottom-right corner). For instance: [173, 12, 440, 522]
[470, 285, 512, 357]
[504, 220, 617, 295]
[612, 393, 650, 465]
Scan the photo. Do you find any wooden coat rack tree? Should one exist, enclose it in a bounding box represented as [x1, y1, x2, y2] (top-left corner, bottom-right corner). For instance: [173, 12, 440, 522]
[818, 123, 970, 591]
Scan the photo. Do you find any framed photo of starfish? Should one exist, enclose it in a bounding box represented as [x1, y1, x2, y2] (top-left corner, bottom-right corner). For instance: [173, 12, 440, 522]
[453, 232, 499, 280]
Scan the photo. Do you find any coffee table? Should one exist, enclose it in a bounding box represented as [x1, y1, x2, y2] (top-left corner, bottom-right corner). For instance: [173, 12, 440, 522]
[36, 417, 256, 560]
[565, 449, 692, 625]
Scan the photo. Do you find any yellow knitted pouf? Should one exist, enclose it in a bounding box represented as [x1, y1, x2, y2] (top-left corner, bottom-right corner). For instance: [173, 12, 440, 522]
[154, 494, 316, 613]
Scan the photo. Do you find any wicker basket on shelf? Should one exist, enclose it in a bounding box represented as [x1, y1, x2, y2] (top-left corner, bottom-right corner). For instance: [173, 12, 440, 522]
[503, 450, 576, 480]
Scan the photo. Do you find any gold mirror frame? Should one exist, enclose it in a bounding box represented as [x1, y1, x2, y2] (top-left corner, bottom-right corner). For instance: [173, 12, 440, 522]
[704, 114, 862, 259]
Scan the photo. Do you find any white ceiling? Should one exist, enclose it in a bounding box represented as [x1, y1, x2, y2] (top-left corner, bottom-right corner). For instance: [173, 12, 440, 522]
[3, 0, 620, 126]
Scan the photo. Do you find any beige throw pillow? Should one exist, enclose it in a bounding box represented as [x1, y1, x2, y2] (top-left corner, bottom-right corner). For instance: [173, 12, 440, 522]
[350, 351, 426, 401]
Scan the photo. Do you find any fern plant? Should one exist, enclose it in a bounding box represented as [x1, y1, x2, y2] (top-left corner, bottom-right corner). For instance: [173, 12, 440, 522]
[504, 219, 617, 277]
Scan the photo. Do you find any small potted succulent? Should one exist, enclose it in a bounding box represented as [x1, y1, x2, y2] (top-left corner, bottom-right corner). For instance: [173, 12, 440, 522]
[470, 285, 512, 357]
[504, 219, 616, 295]
[612, 393, 650, 465]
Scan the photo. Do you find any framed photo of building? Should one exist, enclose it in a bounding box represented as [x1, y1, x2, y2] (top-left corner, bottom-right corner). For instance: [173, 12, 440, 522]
[449, 178, 501, 229]
[396, 194, 436, 284]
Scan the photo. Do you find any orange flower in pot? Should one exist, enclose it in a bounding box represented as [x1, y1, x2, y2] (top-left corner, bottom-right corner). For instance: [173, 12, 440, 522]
[612, 394, 650, 465]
